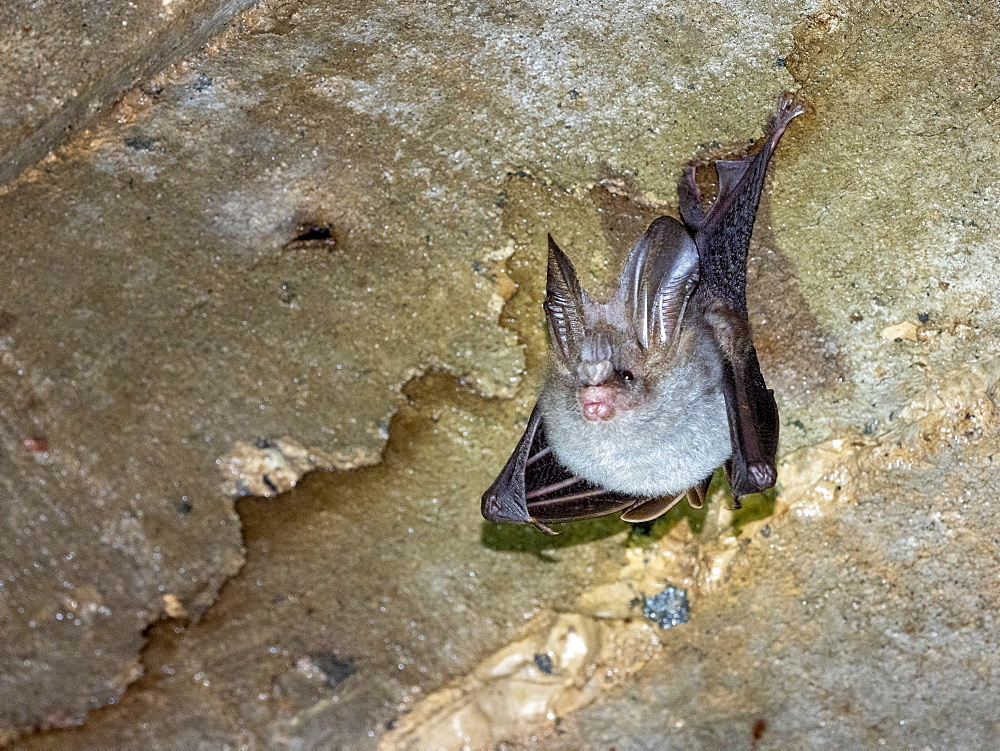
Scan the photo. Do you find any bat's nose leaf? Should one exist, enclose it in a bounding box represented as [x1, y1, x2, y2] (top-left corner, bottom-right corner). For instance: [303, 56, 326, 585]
[578, 360, 613, 386]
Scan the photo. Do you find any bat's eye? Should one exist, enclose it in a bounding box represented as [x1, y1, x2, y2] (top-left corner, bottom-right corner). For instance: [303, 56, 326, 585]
[620, 370, 635, 382]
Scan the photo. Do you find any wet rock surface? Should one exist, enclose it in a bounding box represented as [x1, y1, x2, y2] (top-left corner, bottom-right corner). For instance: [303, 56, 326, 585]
[2, 0, 999, 747]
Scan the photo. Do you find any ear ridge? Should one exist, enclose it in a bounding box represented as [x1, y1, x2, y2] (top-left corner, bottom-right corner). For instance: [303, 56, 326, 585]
[654, 248, 700, 345]
[544, 234, 586, 361]
[617, 217, 700, 348]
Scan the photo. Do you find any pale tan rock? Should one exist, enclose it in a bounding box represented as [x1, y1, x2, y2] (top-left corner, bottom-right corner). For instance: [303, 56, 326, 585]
[880, 321, 920, 341]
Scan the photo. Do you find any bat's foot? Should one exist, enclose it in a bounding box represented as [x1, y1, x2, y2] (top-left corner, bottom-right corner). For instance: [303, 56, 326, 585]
[619, 492, 687, 523]
[768, 92, 808, 142]
[682, 164, 702, 201]
[678, 163, 708, 229]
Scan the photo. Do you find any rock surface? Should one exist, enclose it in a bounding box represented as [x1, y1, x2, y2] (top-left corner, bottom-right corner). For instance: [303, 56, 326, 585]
[2, 0, 999, 747]
[0, 0, 259, 184]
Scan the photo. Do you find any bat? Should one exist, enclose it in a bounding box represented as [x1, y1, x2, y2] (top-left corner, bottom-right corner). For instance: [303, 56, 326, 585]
[482, 92, 805, 535]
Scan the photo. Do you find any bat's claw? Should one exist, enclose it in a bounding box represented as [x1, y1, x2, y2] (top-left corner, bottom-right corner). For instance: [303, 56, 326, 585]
[747, 462, 777, 490]
[530, 518, 559, 535]
[768, 92, 808, 142]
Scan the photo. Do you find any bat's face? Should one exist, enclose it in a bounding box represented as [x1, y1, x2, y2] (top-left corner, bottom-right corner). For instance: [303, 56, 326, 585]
[563, 324, 647, 422]
[542, 217, 702, 423]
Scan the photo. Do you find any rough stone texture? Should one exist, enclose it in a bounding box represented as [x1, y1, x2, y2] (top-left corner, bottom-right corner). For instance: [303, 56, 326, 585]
[2, 0, 999, 747]
[551, 365, 1000, 749]
[14, 377, 641, 749]
[0, 0, 259, 185]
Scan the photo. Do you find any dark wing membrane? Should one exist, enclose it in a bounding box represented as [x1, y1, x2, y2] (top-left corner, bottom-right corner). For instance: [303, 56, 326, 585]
[481, 405, 642, 534]
[721, 350, 780, 497]
[679, 92, 805, 315]
[677, 93, 805, 499]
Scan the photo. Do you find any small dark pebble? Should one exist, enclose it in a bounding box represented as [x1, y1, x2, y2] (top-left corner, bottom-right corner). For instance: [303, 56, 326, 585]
[643, 586, 690, 629]
[918, 312, 930, 323]
[752, 718, 768, 740]
[124, 135, 156, 151]
[311, 653, 356, 688]
[534, 653, 554, 674]
[176, 501, 193, 515]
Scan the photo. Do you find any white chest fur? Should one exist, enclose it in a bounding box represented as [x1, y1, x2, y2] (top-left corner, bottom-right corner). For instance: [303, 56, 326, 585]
[538, 360, 731, 497]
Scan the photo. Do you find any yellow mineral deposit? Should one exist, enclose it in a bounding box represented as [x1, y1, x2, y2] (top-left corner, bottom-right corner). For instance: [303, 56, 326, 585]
[880, 321, 920, 342]
[219, 437, 331, 497]
[379, 605, 672, 751]
[381, 512, 774, 749]
[380, 357, 1000, 749]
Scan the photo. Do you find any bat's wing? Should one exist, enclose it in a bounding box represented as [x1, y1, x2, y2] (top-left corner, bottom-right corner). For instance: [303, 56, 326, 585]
[481, 405, 643, 534]
[679, 92, 805, 314]
[679, 92, 805, 499]
[716, 335, 781, 498]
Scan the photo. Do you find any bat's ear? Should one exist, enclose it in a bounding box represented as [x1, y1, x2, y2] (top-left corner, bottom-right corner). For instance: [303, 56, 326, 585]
[618, 217, 700, 348]
[544, 234, 586, 362]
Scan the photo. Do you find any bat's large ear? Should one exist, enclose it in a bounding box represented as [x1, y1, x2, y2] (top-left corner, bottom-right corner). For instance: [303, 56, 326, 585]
[618, 216, 700, 348]
[544, 235, 586, 362]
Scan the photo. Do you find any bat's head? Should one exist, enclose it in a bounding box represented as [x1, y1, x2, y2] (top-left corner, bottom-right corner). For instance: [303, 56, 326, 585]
[543, 217, 701, 422]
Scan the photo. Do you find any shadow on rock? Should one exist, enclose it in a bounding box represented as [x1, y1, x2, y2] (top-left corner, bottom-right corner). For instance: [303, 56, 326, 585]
[480, 516, 628, 556]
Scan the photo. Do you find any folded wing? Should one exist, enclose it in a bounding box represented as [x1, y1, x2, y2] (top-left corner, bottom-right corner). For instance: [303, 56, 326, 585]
[481, 406, 642, 534]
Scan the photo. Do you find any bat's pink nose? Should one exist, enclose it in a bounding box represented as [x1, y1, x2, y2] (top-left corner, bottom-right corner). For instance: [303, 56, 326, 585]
[579, 386, 615, 421]
[582, 402, 612, 420]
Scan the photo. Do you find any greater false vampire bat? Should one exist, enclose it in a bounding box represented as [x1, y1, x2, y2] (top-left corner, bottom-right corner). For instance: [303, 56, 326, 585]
[482, 92, 805, 535]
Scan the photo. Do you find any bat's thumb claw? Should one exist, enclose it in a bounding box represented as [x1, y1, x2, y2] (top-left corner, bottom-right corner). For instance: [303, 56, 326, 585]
[531, 519, 559, 536]
[747, 462, 777, 490]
